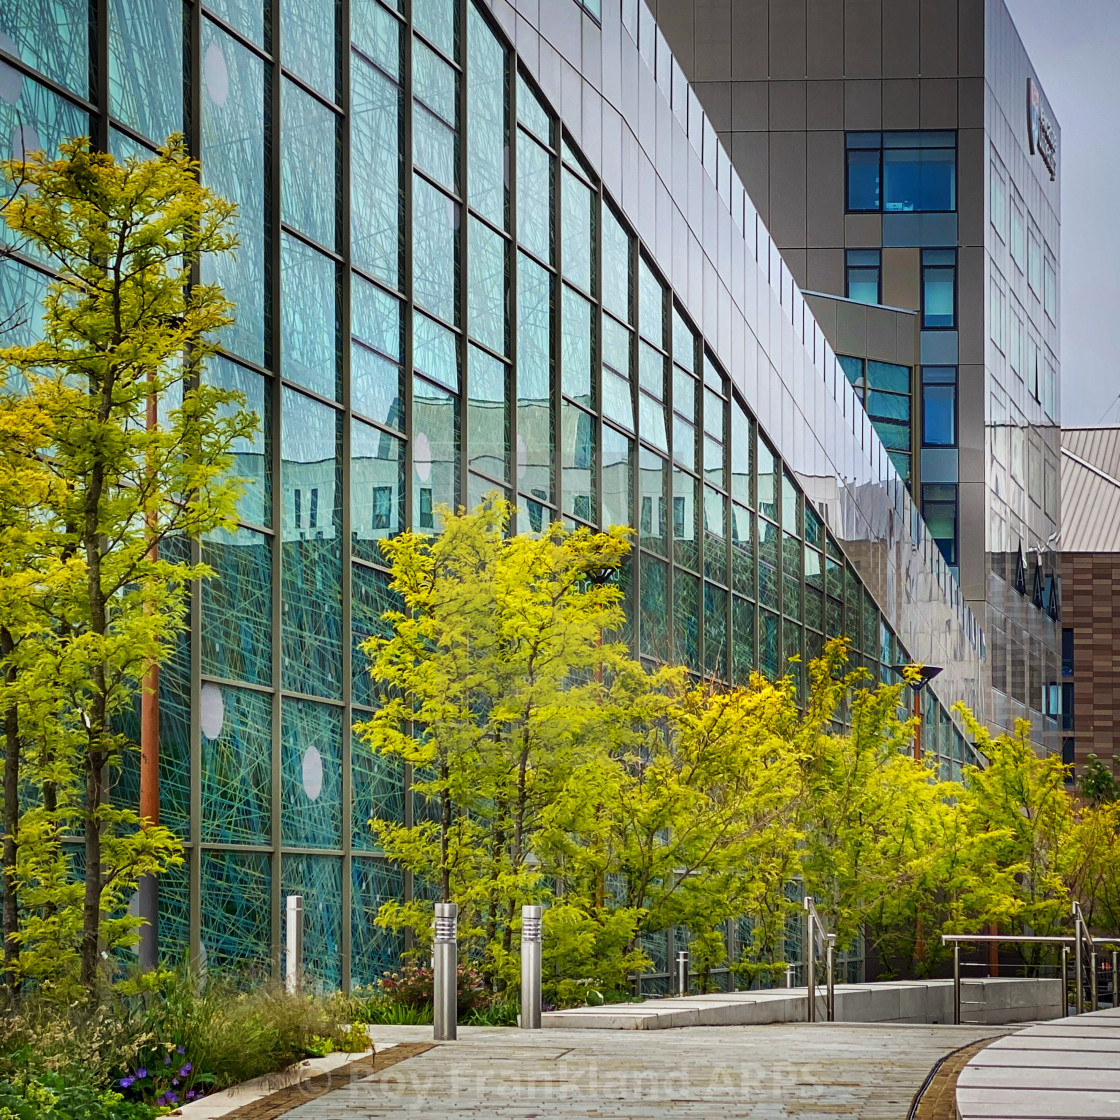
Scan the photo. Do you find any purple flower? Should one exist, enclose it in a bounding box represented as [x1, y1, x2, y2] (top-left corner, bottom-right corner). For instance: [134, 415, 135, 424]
[119, 1077, 134, 1089]
[172, 1079, 179, 1087]
[180, 1063, 192, 1075]
[186, 1090, 197, 1100]
[177, 1046, 185, 1054]
[166, 1092, 179, 1104]
[136, 1069, 147, 1079]
[164, 1056, 172, 1066]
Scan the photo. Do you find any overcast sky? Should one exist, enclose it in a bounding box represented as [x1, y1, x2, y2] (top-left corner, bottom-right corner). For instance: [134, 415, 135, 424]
[1004, 0, 1120, 426]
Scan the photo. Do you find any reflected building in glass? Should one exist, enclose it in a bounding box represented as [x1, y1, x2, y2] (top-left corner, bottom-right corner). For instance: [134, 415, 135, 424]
[650, 0, 1063, 755]
[1, 0, 988, 985]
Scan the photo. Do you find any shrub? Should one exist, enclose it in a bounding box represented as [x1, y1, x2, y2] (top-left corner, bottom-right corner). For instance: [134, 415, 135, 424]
[0, 1072, 156, 1120]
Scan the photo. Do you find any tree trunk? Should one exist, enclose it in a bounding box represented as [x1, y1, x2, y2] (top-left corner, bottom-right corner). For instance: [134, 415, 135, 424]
[439, 759, 451, 903]
[79, 743, 106, 987]
[1, 625, 19, 989]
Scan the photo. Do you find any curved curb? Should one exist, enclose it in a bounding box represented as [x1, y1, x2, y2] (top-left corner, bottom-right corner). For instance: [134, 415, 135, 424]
[909, 1037, 1002, 1120]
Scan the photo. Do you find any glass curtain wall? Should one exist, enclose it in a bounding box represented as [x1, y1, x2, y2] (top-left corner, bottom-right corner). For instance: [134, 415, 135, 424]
[0, 0, 969, 987]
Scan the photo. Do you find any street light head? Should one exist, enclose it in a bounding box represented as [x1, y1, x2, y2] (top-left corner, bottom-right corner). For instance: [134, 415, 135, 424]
[894, 663, 944, 692]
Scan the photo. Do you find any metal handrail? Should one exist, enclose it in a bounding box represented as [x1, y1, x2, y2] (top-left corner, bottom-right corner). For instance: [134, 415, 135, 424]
[804, 896, 836, 1023]
[1074, 901, 1097, 1013]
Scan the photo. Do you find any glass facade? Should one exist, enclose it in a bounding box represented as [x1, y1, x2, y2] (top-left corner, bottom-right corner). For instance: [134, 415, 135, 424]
[1, 0, 981, 987]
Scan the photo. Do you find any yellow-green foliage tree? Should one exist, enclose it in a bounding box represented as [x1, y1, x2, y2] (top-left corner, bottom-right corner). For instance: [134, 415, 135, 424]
[0, 137, 255, 992]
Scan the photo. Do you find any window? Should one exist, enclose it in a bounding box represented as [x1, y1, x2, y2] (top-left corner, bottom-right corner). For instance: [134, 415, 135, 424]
[845, 131, 956, 213]
[846, 249, 881, 305]
[989, 272, 1005, 352]
[990, 159, 1006, 241]
[1010, 196, 1025, 272]
[840, 355, 912, 480]
[1062, 628, 1074, 676]
[372, 486, 392, 529]
[309, 487, 319, 530]
[921, 367, 957, 447]
[922, 483, 958, 566]
[1028, 222, 1042, 295]
[921, 249, 955, 328]
[1044, 250, 1057, 322]
[294, 488, 302, 529]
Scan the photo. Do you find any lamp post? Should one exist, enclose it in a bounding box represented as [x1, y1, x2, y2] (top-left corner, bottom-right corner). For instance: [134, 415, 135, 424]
[895, 664, 944, 762]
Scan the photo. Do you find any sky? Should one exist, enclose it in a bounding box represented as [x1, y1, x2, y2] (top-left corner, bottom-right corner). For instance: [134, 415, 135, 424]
[1004, 0, 1120, 426]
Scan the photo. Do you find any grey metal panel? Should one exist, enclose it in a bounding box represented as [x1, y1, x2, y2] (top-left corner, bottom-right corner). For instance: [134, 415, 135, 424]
[844, 78, 882, 128]
[692, 0, 732, 80]
[732, 80, 770, 131]
[806, 78, 845, 129]
[651, 0, 695, 72]
[768, 0, 808, 79]
[806, 249, 845, 298]
[806, 130, 845, 246]
[733, 131, 770, 221]
[882, 212, 958, 247]
[882, 78, 921, 129]
[1063, 428, 1120, 481]
[769, 131, 807, 246]
[1060, 447, 1120, 553]
[922, 448, 960, 483]
[919, 0, 959, 77]
[919, 78, 958, 129]
[806, 0, 844, 78]
[770, 80, 808, 131]
[882, 0, 920, 77]
[921, 330, 959, 364]
[958, 0, 986, 76]
[845, 212, 882, 247]
[696, 80, 733, 131]
[732, 0, 770, 80]
[844, 0, 883, 78]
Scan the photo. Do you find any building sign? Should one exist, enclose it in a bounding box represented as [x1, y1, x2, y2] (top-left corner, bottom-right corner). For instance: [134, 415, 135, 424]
[1027, 77, 1057, 181]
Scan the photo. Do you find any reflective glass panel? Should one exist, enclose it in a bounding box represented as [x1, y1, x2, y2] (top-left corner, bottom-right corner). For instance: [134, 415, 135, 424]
[282, 234, 338, 399]
[413, 0, 455, 58]
[200, 850, 271, 972]
[639, 342, 665, 399]
[516, 72, 551, 144]
[639, 554, 669, 662]
[561, 402, 595, 522]
[281, 77, 338, 249]
[412, 174, 459, 324]
[561, 168, 593, 294]
[205, 355, 271, 528]
[351, 52, 402, 286]
[412, 376, 459, 530]
[0, 0, 87, 95]
[672, 468, 698, 572]
[467, 5, 506, 228]
[732, 595, 755, 683]
[352, 0, 399, 74]
[673, 569, 700, 671]
[517, 130, 552, 263]
[281, 855, 341, 988]
[602, 205, 630, 323]
[413, 39, 457, 189]
[200, 19, 265, 363]
[468, 216, 507, 355]
[704, 582, 728, 678]
[413, 310, 459, 391]
[352, 276, 404, 427]
[203, 0, 266, 47]
[561, 285, 593, 406]
[704, 486, 727, 583]
[467, 344, 508, 481]
[883, 146, 955, 212]
[846, 148, 879, 211]
[282, 0, 336, 97]
[351, 418, 404, 561]
[109, 0, 182, 142]
[638, 448, 667, 555]
[200, 685, 272, 844]
[282, 699, 342, 848]
[602, 426, 632, 530]
[639, 257, 664, 345]
[517, 254, 552, 504]
[281, 389, 343, 696]
[201, 527, 272, 685]
[352, 561, 399, 709]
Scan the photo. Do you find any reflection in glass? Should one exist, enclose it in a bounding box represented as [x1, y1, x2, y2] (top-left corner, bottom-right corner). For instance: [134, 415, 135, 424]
[281, 855, 342, 988]
[640, 554, 669, 662]
[282, 234, 338, 399]
[351, 418, 404, 562]
[0, 0, 88, 96]
[413, 0, 456, 58]
[352, 561, 400, 708]
[201, 20, 265, 363]
[413, 39, 457, 189]
[351, 52, 402, 287]
[561, 167, 593, 295]
[561, 286, 593, 406]
[352, 0, 399, 75]
[638, 448, 666, 556]
[674, 569, 700, 671]
[467, 5, 506, 229]
[282, 0, 336, 98]
[517, 130, 552, 263]
[200, 685, 272, 844]
[468, 217, 507, 355]
[352, 276, 403, 427]
[561, 401, 595, 522]
[281, 389, 342, 697]
[413, 376, 458, 531]
[205, 355, 270, 527]
[412, 174, 459, 324]
[467, 345, 508, 482]
[281, 77, 338, 249]
[704, 582, 728, 678]
[517, 254, 552, 505]
[200, 851, 271, 973]
[602, 425, 631, 530]
[517, 72, 550, 144]
[202, 527, 272, 685]
[732, 595, 755, 683]
[672, 468, 698, 572]
[602, 205, 631, 323]
[109, 0, 182, 142]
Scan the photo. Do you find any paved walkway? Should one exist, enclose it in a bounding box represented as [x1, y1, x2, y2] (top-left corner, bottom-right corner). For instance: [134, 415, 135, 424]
[278, 1022, 1010, 1119]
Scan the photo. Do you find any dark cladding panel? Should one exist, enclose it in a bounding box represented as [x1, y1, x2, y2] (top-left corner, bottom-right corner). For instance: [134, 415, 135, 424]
[843, 0, 883, 79]
[882, 0, 920, 78]
[768, 0, 807, 80]
[806, 0, 844, 79]
[919, 0, 959, 77]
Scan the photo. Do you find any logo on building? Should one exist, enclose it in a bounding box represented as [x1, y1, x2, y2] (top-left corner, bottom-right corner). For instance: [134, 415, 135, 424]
[1027, 77, 1057, 181]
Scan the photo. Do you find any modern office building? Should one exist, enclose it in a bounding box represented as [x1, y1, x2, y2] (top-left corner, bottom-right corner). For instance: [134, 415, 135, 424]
[0, 0, 986, 987]
[650, 0, 1063, 755]
[1060, 427, 1120, 783]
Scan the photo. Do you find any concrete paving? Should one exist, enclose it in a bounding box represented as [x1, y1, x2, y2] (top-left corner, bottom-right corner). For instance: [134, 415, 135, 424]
[277, 1021, 1011, 1119]
[541, 977, 1064, 1030]
[957, 1006, 1120, 1119]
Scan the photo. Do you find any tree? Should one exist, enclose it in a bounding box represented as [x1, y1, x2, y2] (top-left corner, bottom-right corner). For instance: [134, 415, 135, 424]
[1080, 753, 1120, 807]
[0, 136, 255, 990]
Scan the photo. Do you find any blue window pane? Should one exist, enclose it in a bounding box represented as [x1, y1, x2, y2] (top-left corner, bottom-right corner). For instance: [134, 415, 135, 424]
[281, 77, 338, 249]
[413, 0, 455, 58]
[866, 360, 909, 393]
[923, 266, 955, 327]
[109, 0, 183, 142]
[0, 257, 50, 345]
[922, 380, 957, 447]
[847, 268, 879, 305]
[202, 526, 273, 685]
[562, 402, 595, 522]
[639, 554, 669, 662]
[351, 418, 404, 562]
[674, 569, 700, 671]
[413, 376, 458, 531]
[282, 0, 336, 99]
[468, 217, 507, 355]
[352, 561, 399, 708]
[883, 148, 955, 212]
[412, 40, 457, 190]
[352, 746, 405, 850]
[352, 0, 399, 75]
[282, 698, 342, 849]
[351, 859, 404, 983]
[467, 5, 506, 229]
[0, 0, 88, 96]
[517, 254, 552, 506]
[201, 19, 265, 364]
[413, 309, 458, 390]
[602, 425, 632, 530]
[847, 148, 879, 211]
[201, 0, 265, 47]
[467, 345, 508, 482]
[282, 389, 343, 696]
[351, 53, 402, 287]
[412, 174, 458, 324]
[201, 851, 272, 975]
[516, 130, 552, 263]
[561, 168, 593, 294]
[282, 234, 339, 399]
[282, 854, 341, 990]
[200, 684, 272, 844]
[206, 353, 268, 528]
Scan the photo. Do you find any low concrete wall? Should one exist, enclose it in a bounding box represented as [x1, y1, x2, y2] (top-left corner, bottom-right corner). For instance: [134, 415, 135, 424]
[541, 977, 1064, 1030]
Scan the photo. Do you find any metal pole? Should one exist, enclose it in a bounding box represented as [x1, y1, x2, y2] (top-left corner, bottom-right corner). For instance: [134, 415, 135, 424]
[521, 905, 542, 1029]
[1091, 950, 1099, 1012]
[1062, 945, 1069, 1014]
[953, 941, 961, 1025]
[1075, 911, 1084, 1015]
[1112, 951, 1118, 1008]
[284, 895, 303, 995]
[433, 902, 458, 1041]
[826, 936, 835, 1022]
[806, 906, 816, 1023]
[676, 950, 689, 998]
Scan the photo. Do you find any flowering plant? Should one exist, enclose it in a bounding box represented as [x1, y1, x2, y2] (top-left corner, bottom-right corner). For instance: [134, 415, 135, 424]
[115, 1043, 214, 1109]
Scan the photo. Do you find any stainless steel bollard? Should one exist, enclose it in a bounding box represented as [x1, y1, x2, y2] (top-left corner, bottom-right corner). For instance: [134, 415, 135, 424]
[521, 905, 543, 1029]
[285, 895, 303, 995]
[676, 950, 689, 997]
[433, 902, 458, 1041]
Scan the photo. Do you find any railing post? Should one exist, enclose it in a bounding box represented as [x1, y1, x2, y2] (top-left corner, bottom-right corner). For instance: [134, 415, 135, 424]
[1112, 950, 1118, 1009]
[826, 935, 835, 1022]
[1091, 950, 1099, 1012]
[805, 898, 816, 1023]
[676, 950, 689, 998]
[521, 905, 542, 1029]
[433, 902, 458, 1041]
[284, 894, 303, 995]
[1061, 945, 1070, 1014]
[953, 941, 961, 1025]
[1075, 909, 1084, 1015]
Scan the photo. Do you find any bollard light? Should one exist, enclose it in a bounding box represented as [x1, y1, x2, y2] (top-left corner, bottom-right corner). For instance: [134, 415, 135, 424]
[284, 894, 303, 995]
[676, 950, 690, 997]
[521, 905, 543, 1029]
[433, 902, 458, 1041]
